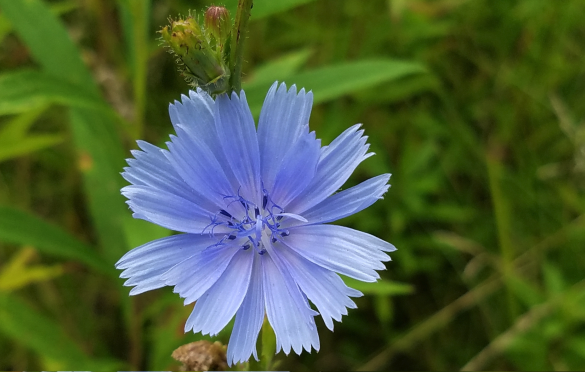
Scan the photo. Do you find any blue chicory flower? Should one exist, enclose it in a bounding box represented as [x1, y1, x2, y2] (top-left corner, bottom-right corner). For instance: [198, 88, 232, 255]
[116, 82, 396, 365]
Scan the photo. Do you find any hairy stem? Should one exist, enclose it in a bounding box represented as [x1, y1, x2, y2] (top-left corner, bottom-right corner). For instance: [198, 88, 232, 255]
[229, 0, 253, 93]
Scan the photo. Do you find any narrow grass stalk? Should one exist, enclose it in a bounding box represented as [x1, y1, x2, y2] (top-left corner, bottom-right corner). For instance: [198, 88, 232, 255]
[461, 280, 585, 371]
[486, 142, 518, 320]
[358, 215, 585, 371]
[121, 0, 150, 140]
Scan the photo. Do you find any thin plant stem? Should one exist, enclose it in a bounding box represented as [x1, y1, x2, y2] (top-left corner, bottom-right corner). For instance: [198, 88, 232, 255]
[260, 317, 276, 370]
[247, 327, 262, 371]
[486, 142, 519, 320]
[461, 280, 585, 371]
[358, 215, 585, 371]
[229, 0, 253, 93]
[128, 0, 149, 141]
[247, 317, 274, 371]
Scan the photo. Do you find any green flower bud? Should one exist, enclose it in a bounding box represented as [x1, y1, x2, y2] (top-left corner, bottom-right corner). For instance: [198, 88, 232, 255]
[160, 12, 231, 95]
[205, 6, 231, 50]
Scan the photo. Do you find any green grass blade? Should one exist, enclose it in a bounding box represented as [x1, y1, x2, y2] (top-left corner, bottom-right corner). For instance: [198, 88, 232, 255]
[68, 108, 129, 263]
[117, 0, 151, 139]
[0, 206, 113, 277]
[0, 70, 114, 115]
[0, 247, 64, 291]
[245, 59, 427, 114]
[0, 0, 97, 89]
[244, 48, 312, 87]
[0, 105, 48, 142]
[343, 277, 414, 296]
[288, 59, 427, 103]
[0, 134, 64, 163]
[1, 0, 131, 262]
[0, 293, 123, 369]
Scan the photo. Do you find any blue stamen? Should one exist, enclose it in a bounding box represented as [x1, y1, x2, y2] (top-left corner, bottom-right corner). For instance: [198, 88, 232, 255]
[219, 209, 232, 218]
[204, 189, 303, 255]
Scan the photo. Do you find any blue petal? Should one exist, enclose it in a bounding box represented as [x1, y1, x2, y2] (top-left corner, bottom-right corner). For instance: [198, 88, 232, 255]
[227, 253, 264, 365]
[299, 174, 391, 225]
[215, 91, 262, 204]
[169, 90, 240, 191]
[275, 245, 362, 331]
[257, 82, 313, 192]
[161, 243, 240, 305]
[262, 250, 320, 355]
[116, 234, 216, 295]
[270, 130, 321, 208]
[122, 185, 229, 234]
[285, 225, 395, 282]
[122, 141, 219, 213]
[263, 236, 319, 324]
[165, 128, 238, 212]
[169, 89, 215, 138]
[184, 248, 254, 336]
[287, 124, 372, 214]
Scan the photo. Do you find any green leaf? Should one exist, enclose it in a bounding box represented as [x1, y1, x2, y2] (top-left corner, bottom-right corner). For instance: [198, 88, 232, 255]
[0, 206, 113, 277]
[0, 248, 64, 292]
[122, 217, 171, 249]
[0, 293, 123, 369]
[0, 11, 11, 45]
[507, 275, 545, 307]
[1, 0, 130, 262]
[244, 49, 312, 87]
[0, 105, 48, 142]
[117, 0, 151, 139]
[0, 0, 97, 89]
[289, 59, 426, 103]
[69, 109, 130, 262]
[245, 59, 426, 114]
[0, 104, 64, 163]
[543, 262, 566, 295]
[0, 134, 64, 163]
[224, 0, 317, 20]
[0, 70, 113, 115]
[343, 277, 414, 296]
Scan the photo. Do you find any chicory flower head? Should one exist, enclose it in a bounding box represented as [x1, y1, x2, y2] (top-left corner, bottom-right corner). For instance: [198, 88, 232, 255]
[116, 82, 396, 365]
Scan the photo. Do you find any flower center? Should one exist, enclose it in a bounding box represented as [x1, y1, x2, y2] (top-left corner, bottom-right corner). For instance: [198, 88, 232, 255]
[203, 189, 296, 255]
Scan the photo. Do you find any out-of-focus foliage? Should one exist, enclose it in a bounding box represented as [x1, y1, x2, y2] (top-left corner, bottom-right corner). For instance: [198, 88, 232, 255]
[0, 0, 583, 370]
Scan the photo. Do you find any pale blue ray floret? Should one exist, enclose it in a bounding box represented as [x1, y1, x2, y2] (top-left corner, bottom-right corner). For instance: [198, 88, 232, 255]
[116, 82, 396, 365]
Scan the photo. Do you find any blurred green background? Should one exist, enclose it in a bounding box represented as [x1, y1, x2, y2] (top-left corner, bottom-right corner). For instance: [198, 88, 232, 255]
[0, 0, 584, 370]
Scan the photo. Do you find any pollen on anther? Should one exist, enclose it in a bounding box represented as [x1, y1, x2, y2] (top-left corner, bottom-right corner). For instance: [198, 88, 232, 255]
[219, 209, 232, 218]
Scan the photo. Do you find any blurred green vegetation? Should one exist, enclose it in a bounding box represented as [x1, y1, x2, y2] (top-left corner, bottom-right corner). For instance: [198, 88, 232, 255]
[0, 0, 584, 370]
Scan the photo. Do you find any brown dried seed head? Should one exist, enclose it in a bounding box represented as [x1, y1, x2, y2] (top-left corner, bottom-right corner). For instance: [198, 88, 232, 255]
[171, 340, 228, 371]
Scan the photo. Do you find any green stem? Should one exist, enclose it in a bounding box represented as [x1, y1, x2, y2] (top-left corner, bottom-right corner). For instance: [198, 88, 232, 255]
[260, 317, 275, 370]
[247, 331, 262, 371]
[486, 141, 518, 321]
[247, 317, 275, 371]
[229, 0, 253, 93]
[129, 0, 149, 140]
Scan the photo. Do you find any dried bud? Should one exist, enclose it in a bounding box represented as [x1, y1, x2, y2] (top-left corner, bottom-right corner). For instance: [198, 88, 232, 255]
[160, 12, 230, 95]
[204, 6, 231, 49]
[171, 340, 228, 371]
